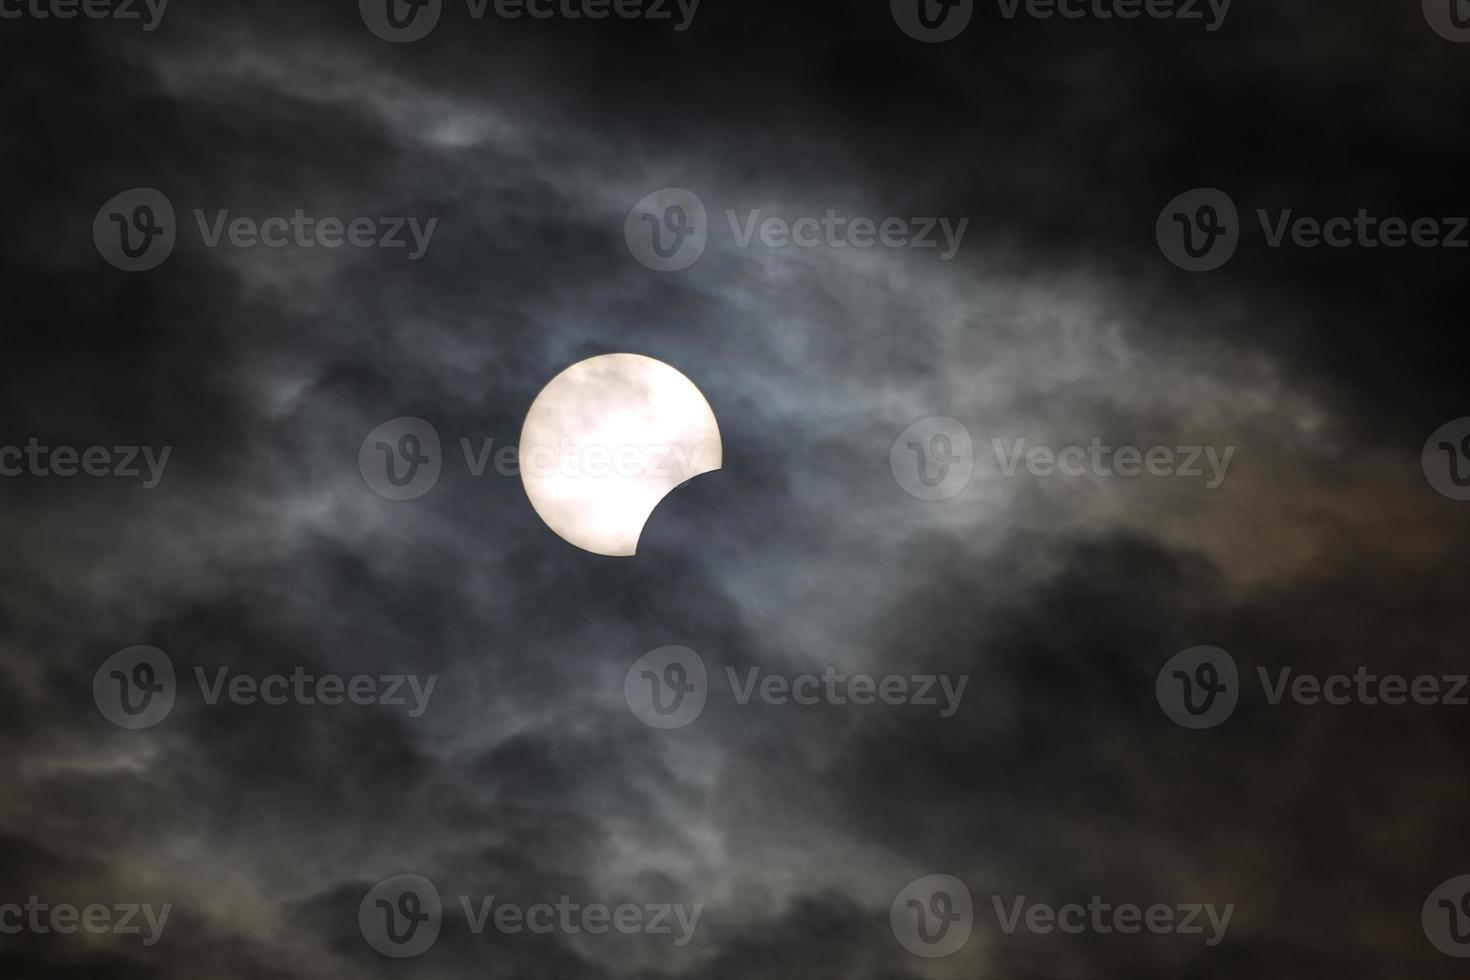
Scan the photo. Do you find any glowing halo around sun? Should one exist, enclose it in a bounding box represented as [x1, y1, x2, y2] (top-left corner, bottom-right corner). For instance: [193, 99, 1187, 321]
[518, 354, 723, 557]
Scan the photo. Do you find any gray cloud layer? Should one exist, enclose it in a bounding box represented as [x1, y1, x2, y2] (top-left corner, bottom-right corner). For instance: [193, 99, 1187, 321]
[1, 1, 1468, 977]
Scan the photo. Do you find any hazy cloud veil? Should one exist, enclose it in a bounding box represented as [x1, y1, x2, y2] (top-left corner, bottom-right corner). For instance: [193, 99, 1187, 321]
[1, 0, 1469, 977]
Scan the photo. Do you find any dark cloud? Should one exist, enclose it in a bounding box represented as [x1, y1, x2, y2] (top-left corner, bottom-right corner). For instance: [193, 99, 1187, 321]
[1, 0, 1468, 977]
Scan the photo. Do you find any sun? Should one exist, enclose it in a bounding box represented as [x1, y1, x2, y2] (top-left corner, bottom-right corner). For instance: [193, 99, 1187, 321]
[519, 354, 723, 557]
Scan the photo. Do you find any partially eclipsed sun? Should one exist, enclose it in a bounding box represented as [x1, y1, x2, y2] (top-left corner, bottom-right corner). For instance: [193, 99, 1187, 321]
[519, 354, 723, 557]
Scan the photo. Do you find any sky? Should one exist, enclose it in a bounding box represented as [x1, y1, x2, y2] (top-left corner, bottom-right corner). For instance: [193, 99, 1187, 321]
[3, 0, 1470, 977]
